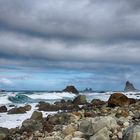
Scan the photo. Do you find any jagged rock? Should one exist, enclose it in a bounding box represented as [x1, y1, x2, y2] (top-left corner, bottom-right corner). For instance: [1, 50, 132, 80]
[73, 95, 87, 105]
[31, 111, 43, 120]
[63, 86, 79, 94]
[0, 106, 7, 113]
[124, 81, 137, 92]
[108, 93, 130, 107]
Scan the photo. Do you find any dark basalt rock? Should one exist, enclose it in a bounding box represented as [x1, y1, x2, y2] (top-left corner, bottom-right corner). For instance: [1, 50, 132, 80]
[8, 107, 26, 114]
[0, 106, 7, 113]
[124, 81, 137, 92]
[63, 85, 79, 94]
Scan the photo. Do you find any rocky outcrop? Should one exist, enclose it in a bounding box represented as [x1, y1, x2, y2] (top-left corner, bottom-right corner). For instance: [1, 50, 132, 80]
[108, 93, 130, 107]
[37, 101, 79, 111]
[63, 86, 79, 94]
[124, 81, 137, 92]
[0, 106, 7, 113]
[8, 107, 26, 114]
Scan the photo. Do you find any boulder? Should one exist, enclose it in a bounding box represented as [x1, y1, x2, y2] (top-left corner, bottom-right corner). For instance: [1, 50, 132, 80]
[124, 81, 137, 92]
[108, 93, 130, 107]
[47, 113, 76, 125]
[122, 125, 140, 140]
[31, 111, 43, 120]
[24, 105, 32, 111]
[92, 116, 117, 133]
[91, 99, 105, 106]
[37, 101, 79, 111]
[0, 127, 9, 140]
[79, 120, 93, 136]
[63, 124, 77, 136]
[73, 95, 87, 105]
[90, 127, 110, 140]
[21, 119, 43, 132]
[8, 107, 26, 114]
[0, 106, 7, 113]
[63, 86, 79, 94]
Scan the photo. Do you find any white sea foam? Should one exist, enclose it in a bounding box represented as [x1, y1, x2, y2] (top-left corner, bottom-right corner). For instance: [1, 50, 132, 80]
[0, 103, 56, 128]
[27, 92, 76, 100]
[0, 91, 140, 128]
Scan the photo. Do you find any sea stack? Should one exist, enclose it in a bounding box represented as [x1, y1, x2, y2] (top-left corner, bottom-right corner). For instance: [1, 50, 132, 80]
[124, 81, 137, 92]
[63, 85, 79, 94]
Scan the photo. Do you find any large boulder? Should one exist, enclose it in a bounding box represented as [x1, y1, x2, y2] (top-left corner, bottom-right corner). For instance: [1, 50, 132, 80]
[73, 95, 87, 105]
[124, 81, 137, 92]
[90, 127, 110, 140]
[8, 107, 26, 114]
[122, 125, 140, 140]
[0, 106, 7, 113]
[47, 113, 76, 125]
[108, 93, 130, 107]
[79, 120, 94, 136]
[0, 127, 9, 140]
[91, 99, 105, 107]
[63, 86, 79, 94]
[31, 111, 43, 120]
[21, 119, 43, 132]
[37, 101, 79, 111]
[92, 116, 117, 134]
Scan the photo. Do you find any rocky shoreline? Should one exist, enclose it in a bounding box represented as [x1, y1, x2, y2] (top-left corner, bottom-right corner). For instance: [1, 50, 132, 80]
[0, 93, 140, 140]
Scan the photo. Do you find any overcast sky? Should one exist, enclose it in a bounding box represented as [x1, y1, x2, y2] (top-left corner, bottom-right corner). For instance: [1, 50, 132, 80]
[0, 0, 140, 90]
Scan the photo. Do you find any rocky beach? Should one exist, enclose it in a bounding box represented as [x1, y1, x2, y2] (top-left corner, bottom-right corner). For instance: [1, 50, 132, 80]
[0, 91, 140, 140]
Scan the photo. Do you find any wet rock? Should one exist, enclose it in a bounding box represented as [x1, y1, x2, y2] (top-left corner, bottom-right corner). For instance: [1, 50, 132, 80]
[91, 99, 105, 107]
[124, 81, 137, 92]
[63, 86, 79, 94]
[90, 127, 109, 140]
[31, 111, 43, 120]
[108, 93, 130, 107]
[122, 125, 140, 140]
[73, 95, 87, 105]
[37, 101, 79, 111]
[0, 127, 9, 140]
[24, 105, 32, 111]
[0, 106, 7, 113]
[21, 119, 43, 132]
[79, 120, 93, 136]
[8, 107, 26, 114]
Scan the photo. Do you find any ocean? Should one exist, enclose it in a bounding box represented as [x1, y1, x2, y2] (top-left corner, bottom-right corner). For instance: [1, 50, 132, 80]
[0, 91, 140, 128]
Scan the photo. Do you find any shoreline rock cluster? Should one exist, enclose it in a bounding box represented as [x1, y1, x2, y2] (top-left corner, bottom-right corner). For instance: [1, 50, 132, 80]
[0, 93, 140, 140]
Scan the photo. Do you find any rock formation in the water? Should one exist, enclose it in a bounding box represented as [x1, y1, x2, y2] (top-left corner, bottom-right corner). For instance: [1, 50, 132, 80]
[124, 81, 137, 92]
[63, 85, 79, 94]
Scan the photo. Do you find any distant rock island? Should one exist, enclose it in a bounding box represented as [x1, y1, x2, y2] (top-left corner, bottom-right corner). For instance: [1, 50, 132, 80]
[63, 85, 79, 94]
[83, 88, 93, 92]
[124, 81, 137, 92]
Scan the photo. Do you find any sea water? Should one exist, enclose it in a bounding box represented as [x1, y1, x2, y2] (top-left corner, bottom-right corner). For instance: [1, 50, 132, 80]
[0, 91, 140, 128]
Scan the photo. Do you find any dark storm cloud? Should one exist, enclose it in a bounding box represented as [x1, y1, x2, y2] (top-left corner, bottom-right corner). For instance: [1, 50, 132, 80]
[0, 0, 140, 79]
